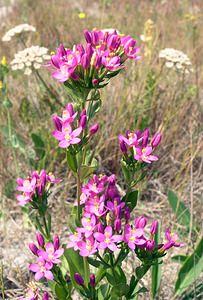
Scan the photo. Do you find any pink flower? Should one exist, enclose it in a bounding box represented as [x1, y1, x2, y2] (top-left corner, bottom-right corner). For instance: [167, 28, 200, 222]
[52, 125, 82, 148]
[163, 228, 184, 251]
[102, 56, 122, 70]
[66, 230, 83, 251]
[38, 242, 64, 264]
[94, 226, 122, 252]
[84, 195, 106, 217]
[119, 132, 139, 147]
[78, 236, 98, 257]
[77, 215, 97, 237]
[29, 257, 54, 281]
[19, 289, 38, 300]
[134, 146, 159, 163]
[16, 177, 36, 193]
[124, 224, 146, 250]
[16, 193, 31, 206]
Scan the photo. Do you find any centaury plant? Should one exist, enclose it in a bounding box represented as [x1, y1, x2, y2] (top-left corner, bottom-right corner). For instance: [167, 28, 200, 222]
[17, 29, 184, 300]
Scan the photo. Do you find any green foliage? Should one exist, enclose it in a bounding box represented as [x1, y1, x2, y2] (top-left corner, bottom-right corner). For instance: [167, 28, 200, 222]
[167, 190, 192, 229]
[175, 238, 203, 296]
[64, 248, 85, 288]
[122, 190, 138, 211]
[151, 222, 162, 299]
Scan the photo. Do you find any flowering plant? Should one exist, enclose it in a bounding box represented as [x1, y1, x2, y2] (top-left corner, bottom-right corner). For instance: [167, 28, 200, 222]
[17, 29, 183, 300]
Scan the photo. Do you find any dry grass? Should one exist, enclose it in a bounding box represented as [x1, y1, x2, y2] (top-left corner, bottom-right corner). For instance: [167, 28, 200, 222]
[0, 0, 203, 299]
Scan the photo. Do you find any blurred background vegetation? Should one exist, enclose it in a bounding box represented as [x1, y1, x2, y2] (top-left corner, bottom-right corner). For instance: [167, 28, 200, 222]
[0, 0, 202, 299]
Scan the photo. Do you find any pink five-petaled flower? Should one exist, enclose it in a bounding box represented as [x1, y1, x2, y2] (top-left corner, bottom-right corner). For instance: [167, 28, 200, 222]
[29, 257, 54, 281]
[78, 236, 98, 257]
[77, 215, 97, 238]
[16, 177, 36, 193]
[124, 224, 146, 250]
[119, 132, 139, 147]
[66, 230, 83, 251]
[19, 288, 38, 300]
[38, 242, 64, 264]
[52, 125, 82, 148]
[163, 228, 184, 251]
[94, 226, 122, 252]
[134, 146, 159, 163]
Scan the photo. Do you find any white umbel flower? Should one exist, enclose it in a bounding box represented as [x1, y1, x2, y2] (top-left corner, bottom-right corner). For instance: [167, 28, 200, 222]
[2, 23, 36, 42]
[159, 48, 193, 73]
[10, 46, 50, 75]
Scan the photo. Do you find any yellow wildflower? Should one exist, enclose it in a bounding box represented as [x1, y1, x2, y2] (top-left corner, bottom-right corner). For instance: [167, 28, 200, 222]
[0, 80, 3, 89]
[78, 12, 86, 19]
[1, 56, 7, 65]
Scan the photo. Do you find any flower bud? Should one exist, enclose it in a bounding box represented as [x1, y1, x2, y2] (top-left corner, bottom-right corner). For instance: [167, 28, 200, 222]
[79, 115, 87, 129]
[114, 218, 122, 232]
[115, 205, 122, 219]
[89, 273, 96, 287]
[74, 273, 84, 286]
[142, 128, 149, 147]
[89, 123, 99, 135]
[151, 132, 162, 148]
[67, 103, 74, 116]
[135, 216, 147, 228]
[92, 78, 99, 86]
[150, 220, 158, 235]
[42, 292, 49, 300]
[36, 232, 45, 247]
[52, 115, 62, 131]
[124, 207, 130, 222]
[146, 240, 155, 250]
[54, 235, 60, 250]
[97, 222, 104, 233]
[119, 135, 127, 154]
[29, 243, 39, 255]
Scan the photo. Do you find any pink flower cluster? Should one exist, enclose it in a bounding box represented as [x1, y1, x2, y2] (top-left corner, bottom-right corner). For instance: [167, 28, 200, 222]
[19, 289, 49, 300]
[29, 233, 64, 281]
[16, 170, 61, 206]
[119, 128, 162, 163]
[67, 174, 182, 257]
[50, 29, 140, 85]
[52, 103, 99, 149]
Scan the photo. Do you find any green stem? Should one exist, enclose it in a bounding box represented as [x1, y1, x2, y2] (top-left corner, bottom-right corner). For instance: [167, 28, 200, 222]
[76, 172, 81, 221]
[83, 257, 90, 287]
[42, 213, 50, 239]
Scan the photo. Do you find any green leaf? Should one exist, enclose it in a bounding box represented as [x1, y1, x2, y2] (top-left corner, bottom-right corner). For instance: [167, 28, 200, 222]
[55, 283, 67, 300]
[63, 248, 85, 288]
[31, 133, 45, 159]
[171, 255, 188, 264]
[66, 151, 77, 173]
[80, 164, 97, 181]
[134, 287, 148, 296]
[151, 222, 161, 299]
[98, 283, 109, 300]
[123, 190, 138, 211]
[88, 98, 102, 120]
[87, 257, 102, 268]
[175, 238, 203, 296]
[167, 190, 191, 228]
[106, 265, 126, 286]
[110, 284, 129, 297]
[181, 283, 203, 300]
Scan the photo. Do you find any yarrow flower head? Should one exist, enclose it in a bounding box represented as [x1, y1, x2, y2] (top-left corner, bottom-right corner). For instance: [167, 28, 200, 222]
[10, 46, 50, 75]
[48, 28, 140, 90]
[159, 48, 193, 73]
[2, 23, 36, 42]
[29, 234, 64, 281]
[16, 170, 61, 206]
[119, 128, 162, 163]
